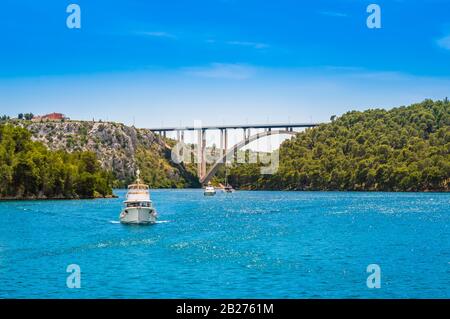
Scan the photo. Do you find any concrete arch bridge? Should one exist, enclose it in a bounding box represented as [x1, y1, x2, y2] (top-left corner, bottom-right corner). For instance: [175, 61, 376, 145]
[148, 123, 321, 185]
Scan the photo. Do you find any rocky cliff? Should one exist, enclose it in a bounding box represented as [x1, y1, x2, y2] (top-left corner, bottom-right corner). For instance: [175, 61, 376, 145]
[16, 120, 198, 188]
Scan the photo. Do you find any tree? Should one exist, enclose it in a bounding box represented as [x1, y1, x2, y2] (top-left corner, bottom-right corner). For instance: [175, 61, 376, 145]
[228, 99, 450, 192]
[0, 124, 113, 199]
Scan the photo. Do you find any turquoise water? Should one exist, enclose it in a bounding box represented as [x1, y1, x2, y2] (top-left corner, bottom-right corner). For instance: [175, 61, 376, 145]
[0, 190, 449, 298]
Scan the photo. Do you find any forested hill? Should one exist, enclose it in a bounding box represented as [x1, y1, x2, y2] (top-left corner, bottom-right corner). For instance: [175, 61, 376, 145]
[0, 120, 198, 200]
[15, 120, 198, 188]
[0, 124, 114, 200]
[229, 99, 450, 191]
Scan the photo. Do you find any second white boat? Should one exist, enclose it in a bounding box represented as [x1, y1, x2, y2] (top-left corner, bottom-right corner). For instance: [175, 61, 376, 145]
[204, 183, 216, 196]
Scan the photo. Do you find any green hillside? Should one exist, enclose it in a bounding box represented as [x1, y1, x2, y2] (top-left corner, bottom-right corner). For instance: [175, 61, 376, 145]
[229, 99, 450, 191]
[0, 124, 114, 199]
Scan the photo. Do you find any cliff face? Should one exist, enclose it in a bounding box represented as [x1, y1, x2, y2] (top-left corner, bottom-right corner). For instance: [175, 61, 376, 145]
[17, 120, 197, 187]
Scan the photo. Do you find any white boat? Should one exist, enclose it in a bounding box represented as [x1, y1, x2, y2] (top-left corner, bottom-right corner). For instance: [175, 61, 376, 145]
[119, 170, 157, 224]
[223, 185, 235, 193]
[204, 183, 216, 196]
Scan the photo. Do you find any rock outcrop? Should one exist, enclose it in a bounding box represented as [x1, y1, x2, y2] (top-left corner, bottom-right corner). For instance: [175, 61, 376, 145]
[17, 120, 197, 187]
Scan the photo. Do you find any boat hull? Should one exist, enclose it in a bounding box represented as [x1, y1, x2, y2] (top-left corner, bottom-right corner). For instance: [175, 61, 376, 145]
[120, 207, 157, 224]
[204, 191, 216, 196]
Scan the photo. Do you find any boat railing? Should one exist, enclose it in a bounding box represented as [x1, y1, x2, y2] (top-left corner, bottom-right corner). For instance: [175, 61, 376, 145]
[126, 193, 150, 201]
[127, 189, 149, 194]
[128, 184, 149, 190]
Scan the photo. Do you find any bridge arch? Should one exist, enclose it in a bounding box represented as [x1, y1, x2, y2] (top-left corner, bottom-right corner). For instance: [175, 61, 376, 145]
[200, 130, 297, 184]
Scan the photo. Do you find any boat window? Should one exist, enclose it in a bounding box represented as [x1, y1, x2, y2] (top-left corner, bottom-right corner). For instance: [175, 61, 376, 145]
[126, 202, 150, 208]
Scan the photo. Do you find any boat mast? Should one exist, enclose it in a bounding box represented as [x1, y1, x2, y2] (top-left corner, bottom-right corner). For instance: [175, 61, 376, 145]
[136, 169, 141, 184]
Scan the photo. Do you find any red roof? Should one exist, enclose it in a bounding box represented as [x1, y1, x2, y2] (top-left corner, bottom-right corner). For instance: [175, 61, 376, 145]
[33, 113, 66, 120]
[44, 113, 64, 119]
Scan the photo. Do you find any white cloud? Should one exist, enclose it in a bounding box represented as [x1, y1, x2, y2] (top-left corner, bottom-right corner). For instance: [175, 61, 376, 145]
[437, 35, 450, 50]
[226, 41, 269, 49]
[183, 63, 257, 79]
[138, 31, 176, 39]
[319, 11, 348, 18]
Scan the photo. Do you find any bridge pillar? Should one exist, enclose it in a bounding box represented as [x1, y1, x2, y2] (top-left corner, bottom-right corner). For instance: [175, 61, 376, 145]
[201, 129, 207, 180]
[176, 130, 180, 142]
[224, 129, 228, 164]
[197, 129, 202, 179]
[220, 129, 224, 163]
[196, 129, 207, 181]
[238, 128, 246, 164]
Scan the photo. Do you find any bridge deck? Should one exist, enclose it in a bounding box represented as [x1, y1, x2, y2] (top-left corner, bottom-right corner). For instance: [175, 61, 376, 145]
[148, 123, 321, 132]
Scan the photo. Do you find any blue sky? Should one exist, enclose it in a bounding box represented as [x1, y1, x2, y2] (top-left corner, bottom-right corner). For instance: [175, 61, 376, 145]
[1, 0, 450, 132]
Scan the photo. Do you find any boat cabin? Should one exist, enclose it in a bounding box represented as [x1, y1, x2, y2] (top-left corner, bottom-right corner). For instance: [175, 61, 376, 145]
[125, 201, 151, 208]
[124, 182, 151, 206]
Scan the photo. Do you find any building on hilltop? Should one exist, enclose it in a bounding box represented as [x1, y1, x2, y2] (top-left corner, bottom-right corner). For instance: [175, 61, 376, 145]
[32, 113, 69, 122]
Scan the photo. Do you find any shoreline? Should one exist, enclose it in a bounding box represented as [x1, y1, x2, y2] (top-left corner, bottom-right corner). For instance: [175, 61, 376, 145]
[1, 189, 449, 202]
[121, 188, 450, 194]
[0, 194, 118, 202]
[230, 188, 450, 193]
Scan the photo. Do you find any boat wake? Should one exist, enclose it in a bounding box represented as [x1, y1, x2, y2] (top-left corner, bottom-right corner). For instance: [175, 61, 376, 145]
[109, 220, 170, 224]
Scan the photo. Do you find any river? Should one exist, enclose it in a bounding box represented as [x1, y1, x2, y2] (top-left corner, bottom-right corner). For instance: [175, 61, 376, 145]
[0, 190, 449, 298]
